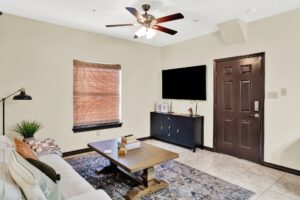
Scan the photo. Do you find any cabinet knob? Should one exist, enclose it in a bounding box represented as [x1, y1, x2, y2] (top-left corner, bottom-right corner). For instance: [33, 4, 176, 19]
[168, 133, 171, 137]
[176, 129, 180, 133]
[160, 126, 163, 130]
[168, 117, 171, 120]
[168, 126, 171, 129]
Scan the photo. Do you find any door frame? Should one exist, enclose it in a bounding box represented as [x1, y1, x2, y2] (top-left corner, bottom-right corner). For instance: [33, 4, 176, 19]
[213, 52, 265, 163]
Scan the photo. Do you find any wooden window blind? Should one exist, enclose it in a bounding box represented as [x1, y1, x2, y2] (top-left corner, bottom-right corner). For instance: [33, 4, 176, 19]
[73, 60, 122, 132]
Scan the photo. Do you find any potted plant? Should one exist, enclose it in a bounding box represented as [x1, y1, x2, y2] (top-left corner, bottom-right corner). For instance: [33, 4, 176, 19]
[13, 120, 43, 141]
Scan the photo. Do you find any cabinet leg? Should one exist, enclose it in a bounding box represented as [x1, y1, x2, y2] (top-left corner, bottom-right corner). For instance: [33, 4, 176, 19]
[193, 148, 196, 153]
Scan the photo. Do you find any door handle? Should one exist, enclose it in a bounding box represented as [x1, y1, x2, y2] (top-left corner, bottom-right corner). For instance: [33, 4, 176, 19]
[250, 113, 260, 118]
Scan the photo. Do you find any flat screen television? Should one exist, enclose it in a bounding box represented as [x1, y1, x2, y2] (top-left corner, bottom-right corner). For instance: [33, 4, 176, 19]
[162, 65, 206, 100]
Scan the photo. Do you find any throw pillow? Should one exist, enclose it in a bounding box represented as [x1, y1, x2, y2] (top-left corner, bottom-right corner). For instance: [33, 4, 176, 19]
[26, 138, 62, 157]
[8, 150, 65, 200]
[1, 137, 14, 164]
[26, 158, 60, 183]
[0, 136, 13, 147]
[14, 138, 39, 160]
[0, 159, 25, 200]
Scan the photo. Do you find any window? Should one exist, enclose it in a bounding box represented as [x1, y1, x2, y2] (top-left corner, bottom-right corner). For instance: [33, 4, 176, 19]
[73, 60, 122, 133]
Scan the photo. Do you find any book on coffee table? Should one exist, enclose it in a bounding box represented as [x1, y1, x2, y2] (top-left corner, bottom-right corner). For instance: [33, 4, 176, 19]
[121, 135, 136, 144]
[118, 140, 141, 150]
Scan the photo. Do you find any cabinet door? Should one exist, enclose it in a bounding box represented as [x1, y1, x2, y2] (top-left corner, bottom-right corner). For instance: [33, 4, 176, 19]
[150, 113, 163, 138]
[162, 115, 177, 142]
[176, 117, 194, 147]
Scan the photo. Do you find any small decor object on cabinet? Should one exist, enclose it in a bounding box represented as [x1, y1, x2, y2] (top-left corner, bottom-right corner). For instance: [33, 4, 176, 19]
[155, 102, 162, 112]
[155, 102, 169, 113]
[161, 103, 169, 113]
[169, 101, 174, 113]
[188, 108, 193, 116]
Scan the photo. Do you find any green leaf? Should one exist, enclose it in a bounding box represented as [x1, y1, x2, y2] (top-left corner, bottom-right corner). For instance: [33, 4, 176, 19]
[13, 120, 43, 138]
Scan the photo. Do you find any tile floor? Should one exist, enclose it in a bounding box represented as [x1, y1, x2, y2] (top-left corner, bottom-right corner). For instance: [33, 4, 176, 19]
[145, 139, 300, 200]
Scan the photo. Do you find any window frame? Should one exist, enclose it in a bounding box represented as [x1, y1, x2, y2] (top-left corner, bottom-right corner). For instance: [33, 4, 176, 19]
[72, 122, 123, 133]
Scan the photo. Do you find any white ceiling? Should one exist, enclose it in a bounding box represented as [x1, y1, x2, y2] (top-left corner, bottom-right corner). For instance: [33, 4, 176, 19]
[1, 0, 300, 46]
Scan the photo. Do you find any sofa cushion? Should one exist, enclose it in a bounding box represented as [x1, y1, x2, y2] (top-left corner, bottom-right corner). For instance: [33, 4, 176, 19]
[0, 136, 13, 164]
[0, 136, 13, 147]
[54, 167, 95, 199]
[26, 158, 60, 183]
[0, 163, 25, 200]
[66, 190, 111, 200]
[14, 138, 39, 160]
[1, 142, 25, 200]
[39, 154, 73, 173]
[8, 150, 65, 200]
[39, 154, 94, 199]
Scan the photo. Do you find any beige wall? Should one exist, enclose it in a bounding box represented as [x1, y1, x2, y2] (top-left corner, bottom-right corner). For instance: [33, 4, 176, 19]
[0, 14, 161, 152]
[161, 8, 300, 170]
[1, 8, 300, 171]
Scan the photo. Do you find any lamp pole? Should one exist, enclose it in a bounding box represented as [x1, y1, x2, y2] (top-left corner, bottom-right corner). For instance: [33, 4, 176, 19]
[2, 101, 5, 135]
[0, 88, 32, 135]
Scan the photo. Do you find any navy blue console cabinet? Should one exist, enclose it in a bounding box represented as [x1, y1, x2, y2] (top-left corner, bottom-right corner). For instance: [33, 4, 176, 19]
[150, 112, 204, 152]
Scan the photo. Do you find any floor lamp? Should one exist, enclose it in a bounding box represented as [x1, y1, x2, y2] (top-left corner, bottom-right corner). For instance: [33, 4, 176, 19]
[0, 88, 32, 136]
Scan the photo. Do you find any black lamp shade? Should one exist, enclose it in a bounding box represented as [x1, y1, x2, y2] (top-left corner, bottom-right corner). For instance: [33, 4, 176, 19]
[13, 91, 32, 100]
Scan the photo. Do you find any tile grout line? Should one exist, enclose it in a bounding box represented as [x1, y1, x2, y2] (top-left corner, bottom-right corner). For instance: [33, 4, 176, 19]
[255, 172, 286, 199]
[148, 140, 300, 200]
[272, 190, 297, 200]
[267, 173, 299, 200]
[177, 148, 286, 199]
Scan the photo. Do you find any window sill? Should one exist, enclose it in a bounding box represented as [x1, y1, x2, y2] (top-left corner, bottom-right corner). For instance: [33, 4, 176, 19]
[72, 122, 123, 133]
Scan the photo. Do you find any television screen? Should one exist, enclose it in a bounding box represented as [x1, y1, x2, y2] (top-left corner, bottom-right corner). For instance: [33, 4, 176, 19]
[162, 65, 206, 100]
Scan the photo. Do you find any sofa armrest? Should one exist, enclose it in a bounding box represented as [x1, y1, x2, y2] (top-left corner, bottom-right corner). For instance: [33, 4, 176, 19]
[66, 190, 111, 200]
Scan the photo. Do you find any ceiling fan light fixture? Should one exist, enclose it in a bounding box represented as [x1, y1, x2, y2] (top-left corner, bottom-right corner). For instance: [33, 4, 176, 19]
[135, 27, 147, 38]
[146, 28, 157, 39]
[108, 4, 184, 39]
[135, 27, 157, 39]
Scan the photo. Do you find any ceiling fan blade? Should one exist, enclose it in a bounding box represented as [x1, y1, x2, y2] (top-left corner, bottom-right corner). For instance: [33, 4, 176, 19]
[106, 24, 134, 27]
[156, 13, 184, 24]
[125, 7, 143, 20]
[153, 25, 178, 35]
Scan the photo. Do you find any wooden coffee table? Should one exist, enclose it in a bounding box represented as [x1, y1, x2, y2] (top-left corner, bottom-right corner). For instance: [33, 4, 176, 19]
[88, 139, 179, 200]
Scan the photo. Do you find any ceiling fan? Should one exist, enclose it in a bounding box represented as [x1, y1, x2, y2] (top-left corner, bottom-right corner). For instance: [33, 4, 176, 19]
[105, 4, 184, 39]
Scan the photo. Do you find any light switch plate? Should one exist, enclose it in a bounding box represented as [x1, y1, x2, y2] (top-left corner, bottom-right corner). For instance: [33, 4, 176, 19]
[267, 91, 278, 99]
[281, 88, 287, 96]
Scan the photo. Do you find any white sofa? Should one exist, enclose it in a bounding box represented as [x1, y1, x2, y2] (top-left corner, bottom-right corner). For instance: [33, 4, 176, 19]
[0, 136, 111, 200]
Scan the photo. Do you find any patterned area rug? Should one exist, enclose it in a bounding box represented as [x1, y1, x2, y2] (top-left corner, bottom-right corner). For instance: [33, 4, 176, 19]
[65, 153, 255, 200]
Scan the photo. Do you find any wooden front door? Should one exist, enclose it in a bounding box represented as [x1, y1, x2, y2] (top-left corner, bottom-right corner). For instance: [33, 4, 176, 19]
[214, 53, 264, 163]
